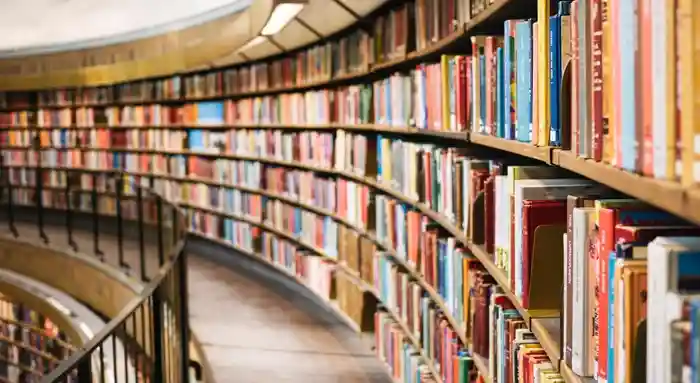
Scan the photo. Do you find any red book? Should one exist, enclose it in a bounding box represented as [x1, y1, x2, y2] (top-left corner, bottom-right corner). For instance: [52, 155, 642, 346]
[597, 206, 685, 381]
[571, 0, 580, 156]
[484, 175, 496, 254]
[465, 57, 473, 129]
[521, 199, 567, 308]
[614, 225, 700, 244]
[591, 0, 604, 160]
[522, 351, 547, 383]
[456, 56, 468, 131]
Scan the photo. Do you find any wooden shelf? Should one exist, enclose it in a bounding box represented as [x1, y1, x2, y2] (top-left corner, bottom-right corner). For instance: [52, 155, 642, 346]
[469, 133, 553, 164]
[558, 362, 595, 383]
[554, 150, 694, 223]
[473, 354, 491, 383]
[181, 203, 340, 265]
[335, 270, 444, 383]
[530, 317, 561, 368]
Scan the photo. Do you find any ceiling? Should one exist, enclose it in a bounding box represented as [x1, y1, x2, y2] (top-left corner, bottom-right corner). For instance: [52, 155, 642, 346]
[0, 0, 252, 57]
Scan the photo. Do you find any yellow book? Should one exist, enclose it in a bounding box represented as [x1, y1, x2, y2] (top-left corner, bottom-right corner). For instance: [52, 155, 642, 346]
[384, 137, 392, 185]
[679, 0, 700, 186]
[665, 0, 678, 179]
[537, 0, 551, 146]
[441, 55, 454, 132]
[533, 21, 540, 144]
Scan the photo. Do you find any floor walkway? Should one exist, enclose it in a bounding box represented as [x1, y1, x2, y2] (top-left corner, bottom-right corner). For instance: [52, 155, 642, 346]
[0, 214, 393, 383]
[187, 238, 393, 383]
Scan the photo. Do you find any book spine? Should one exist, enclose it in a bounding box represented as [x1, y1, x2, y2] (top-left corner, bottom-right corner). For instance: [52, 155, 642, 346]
[533, 21, 540, 145]
[537, 0, 551, 149]
[497, 48, 505, 138]
[607, 251, 617, 383]
[504, 20, 516, 140]
[680, 0, 700, 186]
[657, 0, 677, 180]
[619, 0, 638, 172]
[639, 0, 654, 175]
[578, 0, 592, 158]
[548, 14, 560, 147]
[591, 0, 604, 161]
[571, 1, 580, 156]
[485, 38, 495, 135]
[596, 208, 615, 383]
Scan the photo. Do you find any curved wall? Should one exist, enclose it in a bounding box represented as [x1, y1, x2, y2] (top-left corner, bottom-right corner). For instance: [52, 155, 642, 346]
[0, 0, 252, 57]
[0, 0, 388, 90]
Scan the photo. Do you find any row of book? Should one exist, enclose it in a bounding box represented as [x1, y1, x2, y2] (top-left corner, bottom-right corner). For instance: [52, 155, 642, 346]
[5, 129, 700, 382]
[0, 0, 490, 109]
[1, 70, 464, 130]
[0, 296, 73, 380]
[463, 0, 700, 185]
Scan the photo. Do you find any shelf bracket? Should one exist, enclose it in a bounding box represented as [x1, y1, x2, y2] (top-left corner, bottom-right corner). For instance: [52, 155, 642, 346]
[294, 17, 323, 39]
[332, 0, 360, 20]
[266, 36, 287, 53]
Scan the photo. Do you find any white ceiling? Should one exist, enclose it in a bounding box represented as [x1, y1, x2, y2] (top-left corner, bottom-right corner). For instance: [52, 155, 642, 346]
[0, 0, 252, 57]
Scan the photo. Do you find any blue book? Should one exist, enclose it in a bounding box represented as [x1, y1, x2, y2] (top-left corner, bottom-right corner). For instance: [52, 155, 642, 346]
[691, 299, 700, 383]
[608, 250, 618, 383]
[619, 0, 637, 170]
[515, 20, 533, 142]
[188, 130, 204, 151]
[550, 2, 571, 146]
[503, 20, 519, 140]
[496, 47, 505, 138]
[195, 101, 225, 125]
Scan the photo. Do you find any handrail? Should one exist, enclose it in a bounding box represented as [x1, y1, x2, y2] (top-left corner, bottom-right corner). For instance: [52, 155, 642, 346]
[0, 151, 191, 383]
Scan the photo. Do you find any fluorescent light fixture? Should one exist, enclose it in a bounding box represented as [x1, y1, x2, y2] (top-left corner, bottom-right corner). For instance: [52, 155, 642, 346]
[261, 1, 307, 36]
[236, 35, 268, 52]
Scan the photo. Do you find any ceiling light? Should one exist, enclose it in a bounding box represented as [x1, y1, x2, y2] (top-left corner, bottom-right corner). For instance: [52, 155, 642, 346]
[261, 0, 307, 36]
[235, 35, 268, 53]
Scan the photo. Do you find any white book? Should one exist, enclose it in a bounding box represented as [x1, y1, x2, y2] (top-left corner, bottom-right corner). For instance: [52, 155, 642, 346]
[648, 237, 700, 383]
[571, 207, 595, 376]
[533, 362, 554, 383]
[651, 0, 667, 179]
[334, 130, 346, 170]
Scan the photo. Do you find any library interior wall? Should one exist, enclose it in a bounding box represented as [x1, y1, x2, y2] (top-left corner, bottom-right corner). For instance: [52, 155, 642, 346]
[0, 0, 253, 57]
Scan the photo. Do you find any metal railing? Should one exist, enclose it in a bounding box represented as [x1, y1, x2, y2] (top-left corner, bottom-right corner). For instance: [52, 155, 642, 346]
[0, 145, 190, 383]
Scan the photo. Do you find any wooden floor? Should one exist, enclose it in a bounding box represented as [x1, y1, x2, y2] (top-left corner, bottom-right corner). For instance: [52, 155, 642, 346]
[0, 217, 393, 383]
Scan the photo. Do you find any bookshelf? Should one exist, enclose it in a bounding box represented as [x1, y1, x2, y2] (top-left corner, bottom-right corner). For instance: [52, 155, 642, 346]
[1, 0, 697, 382]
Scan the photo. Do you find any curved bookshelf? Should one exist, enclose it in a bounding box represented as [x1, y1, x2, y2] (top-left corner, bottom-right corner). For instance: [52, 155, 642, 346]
[4, 164, 463, 382]
[2, 0, 690, 381]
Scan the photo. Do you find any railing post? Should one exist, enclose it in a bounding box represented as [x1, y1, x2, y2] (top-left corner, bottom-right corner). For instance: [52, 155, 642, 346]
[34, 133, 48, 244]
[76, 354, 92, 383]
[116, 174, 128, 271]
[151, 291, 165, 383]
[156, 197, 165, 267]
[92, 173, 103, 259]
[137, 185, 147, 282]
[178, 251, 190, 383]
[66, 170, 78, 252]
[173, 204, 179, 248]
[2, 154, 18, 238]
